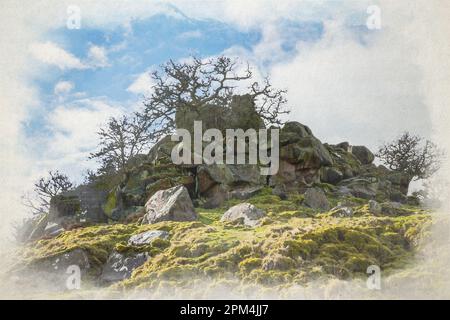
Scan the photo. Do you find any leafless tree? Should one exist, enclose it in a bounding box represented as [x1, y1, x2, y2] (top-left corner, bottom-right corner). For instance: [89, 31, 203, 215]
[142, 56, 289, 141]
[376, 132, 444, 182]
[22, 170, 74, 215]
[90, 113, 153, 173]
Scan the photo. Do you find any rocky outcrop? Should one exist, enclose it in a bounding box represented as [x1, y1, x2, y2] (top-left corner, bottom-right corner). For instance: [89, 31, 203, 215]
[142, 185, 198, 224]
[221, 203, 266, 227]
[175, 94, 265, 135]
[271, 122, 333, 191]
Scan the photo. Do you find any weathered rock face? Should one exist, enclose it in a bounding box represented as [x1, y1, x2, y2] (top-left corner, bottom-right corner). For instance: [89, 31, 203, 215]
[320, 167, 344, 185]
[272, 122, 333, 191]
[197, 164, 265, 208]
[148, 135, 180, 165]
[49, 184, 109, 224]
[175, 94, 265, 135]
[100, 251, 148, 284]
[351, 145, 375, 165]
[142, 185, 197, 224]
[128, 230, 170, 246]
[304, 188, 330, 211]
[175, 104, 228, 134]
[48, 194, 81, 222]
[323, 144, 363, 182]
[228, 94, 266, 131]
[221, 203, 266, 227]
[338, 177, 378, 200]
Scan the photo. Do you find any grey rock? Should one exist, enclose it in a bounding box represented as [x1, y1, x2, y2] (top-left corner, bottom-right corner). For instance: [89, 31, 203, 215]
[330, 205, 353, 217]
[142, 185, 197, 224]
[381, 202, 408, 216]
[338, 178, 378, 200]
[229, 186, 263, 200]
[48, 194, 80, 221]
[44, 222, 64, 238]
[336, 142, 351, 152]
[37, 248, 90, 273]
[304, 188, 330, 211]
[128, 230, 170, 246]
[221, 203, 266, 227]
[100, 251, 149, 283]
[351, 145, 375, 165]
[368, 200, 382, 214]
[321, 167, 344, 185]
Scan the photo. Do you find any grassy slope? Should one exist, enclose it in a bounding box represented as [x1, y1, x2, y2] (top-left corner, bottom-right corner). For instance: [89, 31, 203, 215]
[17, 188, 431, 293]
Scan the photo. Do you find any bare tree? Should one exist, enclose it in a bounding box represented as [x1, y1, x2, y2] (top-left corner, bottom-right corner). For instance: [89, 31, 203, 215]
[22, 170, 74, 215]
[376, 132, 444, 182]
[90, 113, 153, 173]
[142, 56, 289, 141]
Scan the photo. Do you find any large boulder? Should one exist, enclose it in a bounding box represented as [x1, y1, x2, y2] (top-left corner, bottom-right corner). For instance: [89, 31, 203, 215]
[142, 185, 197, 224]
[304, 188, 330, 211]
[197, 164, 264, 207]
[272, 122, 333, 191]
[351, 145, 375, 165]
[49, 184, 109, 224]
[320, 167, 344, 185]
[19, 248, 91, 291]
[197, 164, 263, 192]
[175, 94, 265, 135]
[221, 203, 266, 227]
[337, 177, 379, 200]
[175, 104, 228, 134]
[100, 251, 149, 284]
[48, 194, 81, 222]
[228, 94, 265, 131]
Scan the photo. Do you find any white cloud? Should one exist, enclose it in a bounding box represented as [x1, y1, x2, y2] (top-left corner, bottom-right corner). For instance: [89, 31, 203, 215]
[87, 45, 110, 68]
[127, 70, 155, 95]
[268, 20, 432, 150]
[41, 98, 124, 177]
[54, 80, 74, 95]
[29, 41, 87, 70]
[30, 41, 111, 70]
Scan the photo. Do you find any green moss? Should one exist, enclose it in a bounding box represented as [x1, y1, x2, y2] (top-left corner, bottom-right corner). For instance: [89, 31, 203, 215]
[239, 257, 262, 272]
[18, 189, 432, 292]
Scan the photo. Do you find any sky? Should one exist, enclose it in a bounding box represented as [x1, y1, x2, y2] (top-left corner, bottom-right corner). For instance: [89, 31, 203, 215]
[1, 0, 450, 242]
